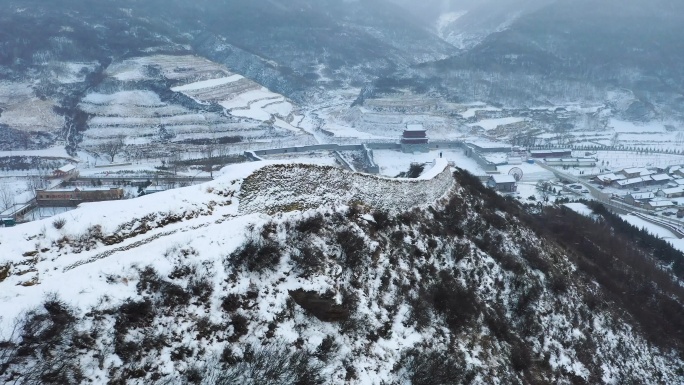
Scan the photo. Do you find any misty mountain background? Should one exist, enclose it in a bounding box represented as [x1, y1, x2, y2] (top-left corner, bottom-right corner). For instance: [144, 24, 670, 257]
[1, 0, 683, 120]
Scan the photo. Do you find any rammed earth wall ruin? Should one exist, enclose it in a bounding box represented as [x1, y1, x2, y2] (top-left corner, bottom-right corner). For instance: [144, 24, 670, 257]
[238, 162, 455, 215]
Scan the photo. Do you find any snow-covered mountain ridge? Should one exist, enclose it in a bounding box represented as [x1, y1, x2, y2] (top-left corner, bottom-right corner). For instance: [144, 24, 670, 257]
[0, 163, 683, 384]
[0, 160, 450, 286]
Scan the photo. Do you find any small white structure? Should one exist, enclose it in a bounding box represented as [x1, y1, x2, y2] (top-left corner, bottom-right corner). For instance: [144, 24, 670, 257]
[644, 200, 674, 210]
[615, 176, 652, 189]
[624, 192, 656, 205]
[649, 174, 671, 185]
[620, 167, 654, 179]
[656, 187, 684, 199]
[594, 173, 625, 185]
[544, 158, 597, 167]
[487, 175, 517, 192]
[52, 164, 78, 179]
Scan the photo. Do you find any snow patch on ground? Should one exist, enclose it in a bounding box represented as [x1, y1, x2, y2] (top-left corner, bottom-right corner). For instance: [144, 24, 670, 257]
[82, 91, 164, 106]
[469, 117, 525, 131]
[610, 119, 667, 134]
[171, 75, 244, 92]
[373, 149, 485, 177]
[565, 203, 594, 217]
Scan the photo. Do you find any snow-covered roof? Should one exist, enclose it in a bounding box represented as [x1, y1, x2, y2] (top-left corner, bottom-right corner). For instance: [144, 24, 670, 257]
[78, 187, 121, 192]
[651, 174, 671, 181]
[617, 176, 651, 186]
[622, 167, 653, 176]
[596, 173, 625, 182]
[530, 149, 571, 154]
[57, 164, 76, 173]
[39, 188, 78, 193]
[673, 179, 684, 185]
[38, 187, 118, 193]
[405, 124, 425, 132]
[659, 187, 684, 195]
[545, 158, 596, 162]
[629, 192, 655, 200]
[491, 175, 517, 184]
[647, 200, 674, 207]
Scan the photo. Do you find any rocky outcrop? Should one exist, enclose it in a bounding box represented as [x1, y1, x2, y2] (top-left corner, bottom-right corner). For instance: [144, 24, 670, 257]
[289, 290, 350, 322]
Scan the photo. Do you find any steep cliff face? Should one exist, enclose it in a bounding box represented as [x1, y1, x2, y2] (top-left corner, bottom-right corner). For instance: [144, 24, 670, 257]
[0, 163, 682, 384]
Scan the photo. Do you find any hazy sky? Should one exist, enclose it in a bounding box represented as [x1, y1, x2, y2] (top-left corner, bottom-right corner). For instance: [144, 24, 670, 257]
[387, 0, 553, 23]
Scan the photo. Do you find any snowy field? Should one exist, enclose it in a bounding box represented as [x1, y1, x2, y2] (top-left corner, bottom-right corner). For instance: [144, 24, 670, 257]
[106, 55, 228, 83]
[469, 117, 526, 131]
[564, 203, 595, 217]
[258, 152, 340, 167]
[594, 151, 684, 171]
[0, 147, 73, 159]
[497, 162, 556, 182]
[459, 104, 501, 119]
[610, 119, 668, 134]
[0, 81, 63, 132]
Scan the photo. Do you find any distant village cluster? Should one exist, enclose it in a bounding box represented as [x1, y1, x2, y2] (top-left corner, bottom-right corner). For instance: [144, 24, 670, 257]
[2, 123, 684, 231]
[595, 166, 684, 214]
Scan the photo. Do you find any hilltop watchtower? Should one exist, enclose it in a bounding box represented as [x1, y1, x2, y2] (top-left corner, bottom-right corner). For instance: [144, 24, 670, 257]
[400, 124, 429, 153]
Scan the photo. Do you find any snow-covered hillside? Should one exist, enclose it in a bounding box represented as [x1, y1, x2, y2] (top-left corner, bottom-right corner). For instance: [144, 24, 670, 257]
[79, 54, 311, 152]
[0, 160, 451, 314]
[0, 162, 682, 384]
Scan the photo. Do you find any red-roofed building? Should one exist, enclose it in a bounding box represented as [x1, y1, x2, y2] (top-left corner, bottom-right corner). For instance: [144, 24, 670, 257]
[400, 124, 429, 153]
[52, 164, 78, 179]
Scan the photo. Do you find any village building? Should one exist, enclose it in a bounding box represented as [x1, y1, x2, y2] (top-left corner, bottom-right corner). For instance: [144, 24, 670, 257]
[620, 167, 654, 179]
[36, 187, 124, 207]
[615, 176, 652, 189]
[624, 192, 656, 206]
[400, 124, 429, 153]
[544, 158, 597, 167]
[52, 164, 79, 179]
[644, 200, 675, 211]
[487, 175, 517, 193]
[529, 149, 572, 159]
[672, 168, 684, 178]
[648, 174, 671, 185]
[656, 187, 684, 199]
[593, 173, 626, 186]
[672, 178, 684, 186]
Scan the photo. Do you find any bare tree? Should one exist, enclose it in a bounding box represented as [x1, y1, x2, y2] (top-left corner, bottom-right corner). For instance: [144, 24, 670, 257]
[25, 175, 49, 199]
[97, 135, 126, 163]
[0, 182, 16, 212]
[167, 148, 183, 178]
[203, 141, 218, 179]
